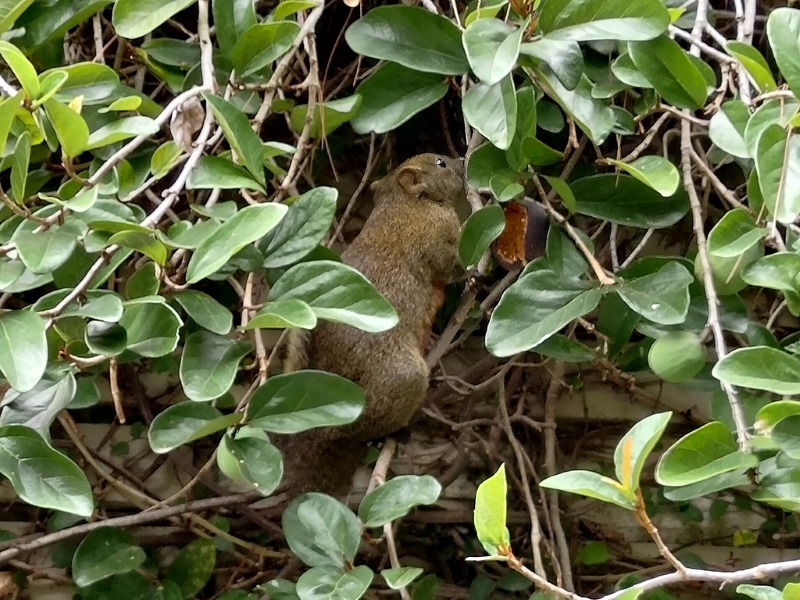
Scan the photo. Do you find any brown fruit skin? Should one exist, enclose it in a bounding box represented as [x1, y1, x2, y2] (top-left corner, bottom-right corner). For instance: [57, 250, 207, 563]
[275, 153, 466, 497]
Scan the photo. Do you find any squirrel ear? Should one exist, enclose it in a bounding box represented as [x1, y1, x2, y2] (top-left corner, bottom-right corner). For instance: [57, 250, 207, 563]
[396, 166, 424, 197]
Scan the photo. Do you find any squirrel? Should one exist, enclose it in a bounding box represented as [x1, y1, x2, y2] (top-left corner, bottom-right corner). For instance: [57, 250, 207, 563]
[273, 153, 466, 497]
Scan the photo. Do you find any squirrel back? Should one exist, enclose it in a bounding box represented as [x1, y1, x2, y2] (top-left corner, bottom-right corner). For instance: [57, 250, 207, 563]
[276, 153, 465, 496]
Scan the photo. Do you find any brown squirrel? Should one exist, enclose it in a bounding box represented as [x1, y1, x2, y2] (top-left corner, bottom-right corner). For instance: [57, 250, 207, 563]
[273, 153, 466, 496]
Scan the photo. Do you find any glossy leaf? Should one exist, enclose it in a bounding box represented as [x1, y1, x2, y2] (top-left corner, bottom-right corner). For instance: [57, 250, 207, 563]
[10, 131, 30, 204]
[462, 18, 526, 85]
[86, 116, 159, 150]
[473, 464, 510, 555]
[43, 98, 89, 157]
[164, 538, 216, 599]
[173, 290, 232, 335]
[0, 0, 33, 35]
[607, 156, 679, 197]
[463, 76, 517, 150]
[358, 475, 442, 527]
[383, 567, 424, 590]
[540, 470, 634, 510]
[459, 205, 505, 269]
[0, 372, 76, 437]
[754, 124, 800, 224]
[281, 492, 360, 568]
[486, 271, 602, 357]
[615, 262, 693, 325]
[0, 40, 39, 97]
[628, 35, 708, 109]
[269, 260, 398, 333]
[203, 93, 265, 182]
[708, 208, 766, 259]
[148, 402, 242, 453]
[648, 332, 706, 383]
[713, 347, 800, 395]
[72, 528, 146, 587]
[245, 370, 365, 433]
[537, 0, 669, 41]
[15, 220, 82, 274]
[220, 434, 283, 495]
[727, 41, 777, 94]
[519, 38, 584, 91]
[112, 0, 195, 39]
[260, 186, 337, 268]
[0, 424, 93, 516]
[231, 21, 299, 77]
[351, 63, 448, 135]
[613, 411, 672, 492]
[772, 415, 800, 459]
[289, 95, 362, 138]
[767, 8, 800, 96]
[186, 203, 287, 283]
[0, 310, 47, 392]
[180, 331, 251, 402]
[119, 301, 182, 357]
[345, 5, 469, 75]
[656, 421, 758, 486]
[572, 174, 689, 228]
[186, 156, 266, 193]
[245, 299, 317, 330]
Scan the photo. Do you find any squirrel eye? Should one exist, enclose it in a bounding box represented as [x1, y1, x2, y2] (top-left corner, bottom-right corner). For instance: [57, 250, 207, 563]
[435, 157, 447, 168]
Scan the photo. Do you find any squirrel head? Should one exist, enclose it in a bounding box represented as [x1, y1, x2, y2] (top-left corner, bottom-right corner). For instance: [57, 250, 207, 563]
[371, 153, 466, 207]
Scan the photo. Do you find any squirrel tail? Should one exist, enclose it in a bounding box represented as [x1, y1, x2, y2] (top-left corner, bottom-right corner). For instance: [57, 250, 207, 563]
[282, 328, 310, 373]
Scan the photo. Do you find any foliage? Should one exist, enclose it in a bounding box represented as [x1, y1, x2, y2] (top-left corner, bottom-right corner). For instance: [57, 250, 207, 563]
[0, 0, 800, 597]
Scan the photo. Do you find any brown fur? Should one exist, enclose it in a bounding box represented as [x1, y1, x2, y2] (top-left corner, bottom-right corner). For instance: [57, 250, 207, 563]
[275, 153, 465, 496]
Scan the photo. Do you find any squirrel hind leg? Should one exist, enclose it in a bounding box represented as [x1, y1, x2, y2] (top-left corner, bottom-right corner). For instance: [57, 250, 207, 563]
[282, 328, 311, 373]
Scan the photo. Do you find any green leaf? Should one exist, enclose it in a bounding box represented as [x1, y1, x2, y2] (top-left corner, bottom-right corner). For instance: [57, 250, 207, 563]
[486, 271, 602, 357]
[714, 347, 800, 395]
[474, 464, 510, 555]
[576, 541, 611, 566]
[648, 331, 706, 383]
[540, 470, 634, 510]
[212, 0, 256, 53]
[611, 52, 652, 88]
[269, 260, 398, 333]
[663, 469, 751, 502]
[0, 424, 93, 516]
[85, 116, 160, 150]
[272, 0, 318, 20]
[173, 290, 232, 335]
[0, 0, 33, 35]
[358, 475, 442, 528]
[112, 0, 195, 39]
[615, 262, 693, 325]
[463, 17, 526, 85]
[0, 310, 46, 392]
[260, 186, 337, 268]
[46, 62, 119, 104]
[296, 565, 373, 599]
[708, 100, 750, 158]
[148, 402, 241, 453]
[219, 434, 283, 495]
[165, 538, 216, 599]
[72, 528, 146, 587]
[245, 370, 365, 433]
[537, 0, 670, 41]
[203, 92, 264, 183]
[767, 8, 800, 96]
[231, 21, 299, 77]
[0, 92, 21, 154]
[614, 411, 672, 492]
[708, 208, 766, 259]
[536, 69, 615, 146]
[10, 130, 30, 204]
[100, 95, 143, 113]
[186, 203, 287, 284]
[519, 38, 584, 91]
[742, 252, 800, 293]
[186, 156, 266, 193]
[151, 141, 183, 179]
[572, 174, 689, 228]
[607, 156, 679, 197]
[382, 567, 424, 590]
[281, 492, 361, 568]
[43, 98, 89, 157]
[119, 301, 182, 357]
[467, 142, 516, 188]
[542, 175, 576, 213]
[628, 35, 708, 109]
[289, 95, 362, 138]
[15, 220, 82, 274]
[351, 62, 448, 135]
[656, 421, 758, 486]
[345, 5, 469, 75]
[245, 299, 317, 330]
[532, 334, 594, 362]
[726, 41, 777, 94]
[0, 40, 40, 98]
[754, 124, 800, 224]
[737, 585, 783, 600]
[107, 231, 168, 266]
[772, 415, 800, 459]
[744, 99, 800, 156]
[463, 75, 517, 150]
[85, 321, 127, 356]
[180, 331, 250, 402]
[0, 372, 76, 437]
[459, 205, 505, 269]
